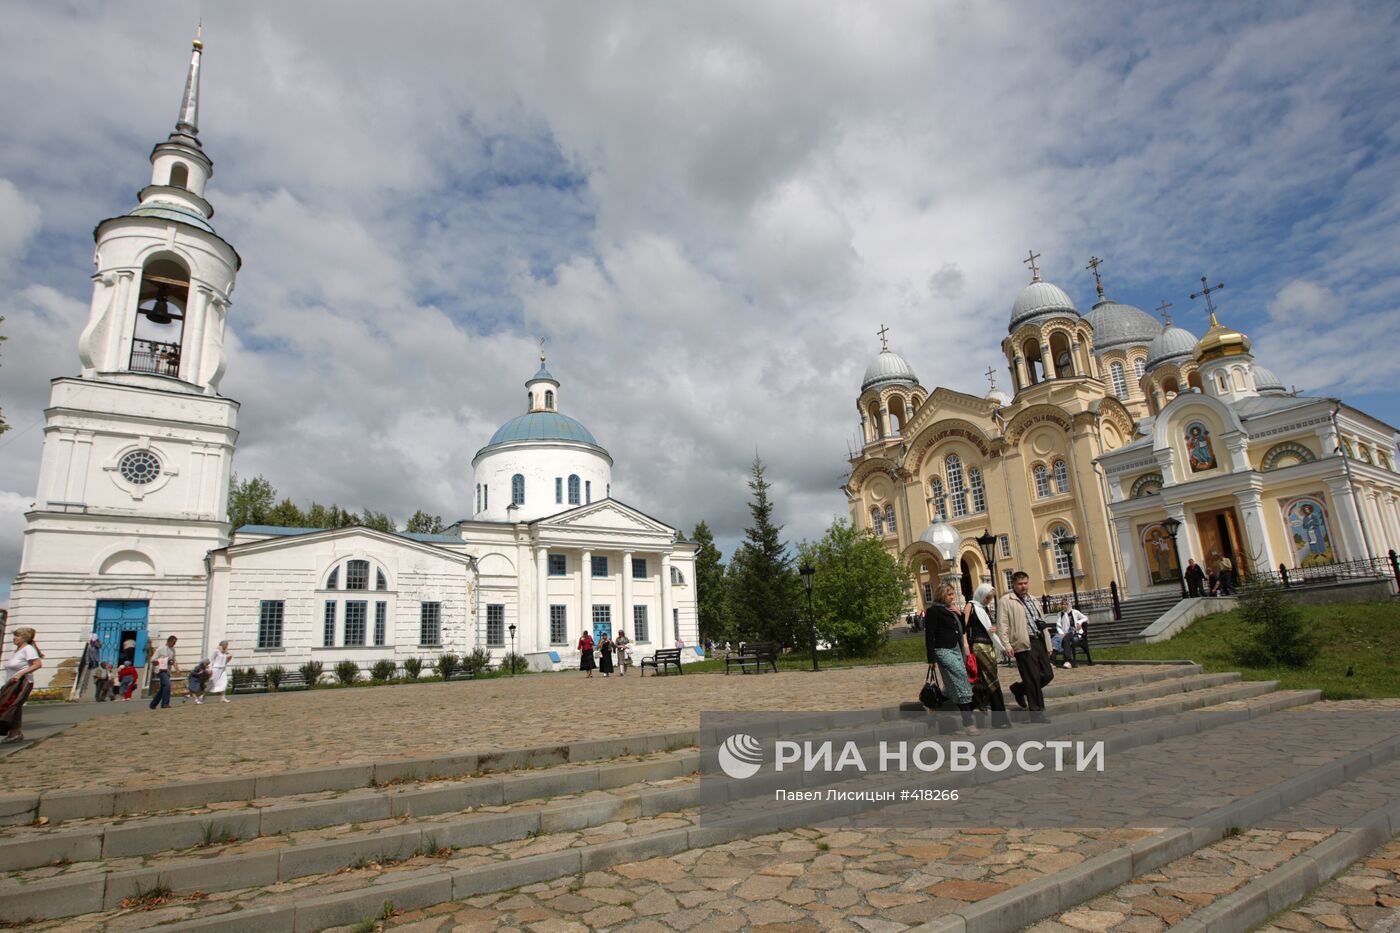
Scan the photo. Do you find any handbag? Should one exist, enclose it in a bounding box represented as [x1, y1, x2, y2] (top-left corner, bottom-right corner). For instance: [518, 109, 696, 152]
[964, 652, 979, 683]
[919, 665, 947, 709]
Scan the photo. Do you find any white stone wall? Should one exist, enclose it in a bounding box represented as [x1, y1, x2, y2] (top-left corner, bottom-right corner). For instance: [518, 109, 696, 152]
[471, 443, 612, 523]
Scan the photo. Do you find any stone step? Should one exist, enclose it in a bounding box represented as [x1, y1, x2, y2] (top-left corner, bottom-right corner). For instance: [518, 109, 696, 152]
[0, 680, 1323, 928]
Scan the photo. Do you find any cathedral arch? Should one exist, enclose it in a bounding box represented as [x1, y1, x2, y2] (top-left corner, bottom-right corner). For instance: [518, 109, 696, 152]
[1261, 442, 1316, 471]
[1003, 405, 1071, 446]
[96, 548, 158, 576]
[848, 457, 899, 495]
[132, 253, 191, 379]
[866, 399, 883, 440]
[1022, 337, 1044, 384]
[888, 392, 908, 435]
[905, 419, 993, 472]
[1130, 472, 1164, 498]
[1187, 370, 1204, 392]
[1048, 330, 1075, 377]
[476, 552, 517, 576]
[168, 162, 189, 189]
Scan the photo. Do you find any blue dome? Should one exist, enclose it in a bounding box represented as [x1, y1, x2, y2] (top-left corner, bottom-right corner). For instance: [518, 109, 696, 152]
[486, 411, 601, 447]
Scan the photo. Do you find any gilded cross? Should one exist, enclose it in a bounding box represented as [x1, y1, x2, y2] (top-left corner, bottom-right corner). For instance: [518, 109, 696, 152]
[985, 366, 998, 391]
[538, 336, 547, 363]
[1189, 276, 1225, 318]
[1024, 249, 1041, 282]
[1086, 255, 1105, 300]
[877, 324, 890, 351]
[1155, 300, 1173, 325]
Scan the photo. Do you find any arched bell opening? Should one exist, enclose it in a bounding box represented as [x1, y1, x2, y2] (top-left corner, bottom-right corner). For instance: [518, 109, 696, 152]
[131, 255, 190, 378]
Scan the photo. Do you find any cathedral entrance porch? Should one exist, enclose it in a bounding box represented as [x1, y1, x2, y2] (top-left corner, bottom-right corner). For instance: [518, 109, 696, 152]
[1194, 506, 1246, 586]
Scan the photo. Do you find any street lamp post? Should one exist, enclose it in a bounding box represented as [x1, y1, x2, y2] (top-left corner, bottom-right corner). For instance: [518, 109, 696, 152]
[799, 564, 818, 672]
[1160, 517, 1187, 598]
[1058, 535, 1081, 610]
[507, 624, 517, 676]
[976, 529, 999, 625]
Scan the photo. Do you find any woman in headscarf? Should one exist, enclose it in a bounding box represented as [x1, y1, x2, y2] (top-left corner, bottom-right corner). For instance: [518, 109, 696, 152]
[923, 584, 977, 733]
[963, 583, 1012, 728]
[577, 630, 596, 678]
[1, 627, 45, 744]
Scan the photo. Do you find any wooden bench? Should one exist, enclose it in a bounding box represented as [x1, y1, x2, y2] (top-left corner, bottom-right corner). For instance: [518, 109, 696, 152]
[640, 648, 683, 676]
[725, 641, 778, 674]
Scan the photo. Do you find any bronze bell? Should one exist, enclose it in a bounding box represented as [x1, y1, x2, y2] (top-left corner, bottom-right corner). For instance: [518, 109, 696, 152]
[144, 285, 174, 325]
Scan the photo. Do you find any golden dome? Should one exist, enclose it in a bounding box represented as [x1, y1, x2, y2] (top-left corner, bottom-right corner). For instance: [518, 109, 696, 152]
[1194, 312, 1251, 363]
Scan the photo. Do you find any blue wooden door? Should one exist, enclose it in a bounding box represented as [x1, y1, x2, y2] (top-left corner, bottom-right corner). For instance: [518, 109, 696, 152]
[93, 600, 148, 667]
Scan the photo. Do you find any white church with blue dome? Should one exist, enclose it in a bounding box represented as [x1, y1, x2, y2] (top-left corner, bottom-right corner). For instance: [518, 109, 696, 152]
[5, 37, 697, 686]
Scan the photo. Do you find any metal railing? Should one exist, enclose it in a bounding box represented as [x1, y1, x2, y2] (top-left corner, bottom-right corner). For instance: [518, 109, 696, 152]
[129, 339, 181, 377]
[1253, 553, 1398, 590]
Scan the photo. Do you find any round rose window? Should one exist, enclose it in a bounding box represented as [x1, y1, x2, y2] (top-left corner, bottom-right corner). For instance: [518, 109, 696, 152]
[119, 450, 162, 485]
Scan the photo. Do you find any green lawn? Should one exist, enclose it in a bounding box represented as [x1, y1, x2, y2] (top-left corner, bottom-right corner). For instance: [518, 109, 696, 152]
[1095, 601, 1400, 700]
[683, 632, 928, 674]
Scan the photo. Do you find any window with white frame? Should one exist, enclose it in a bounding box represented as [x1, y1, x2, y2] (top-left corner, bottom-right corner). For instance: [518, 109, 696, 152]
[323, 601, 336, 647]
[345, 601, 368, 646]
[376, 569, 388, 591]
[374, 601, 387, 646]
[326, 566, 339, 590]
[346, 559, 369, 590]
[632, 557, 648, 579]
[1050, 525, 1073, 577]
[484, 485, 488, 509]
[1033, 464, 1051, 498]
[568, 475, 580, 505]
[420, 602, 443, 646]
[555, 477, 563, 504]
[592, 604, 611, 631]
[1053, 459, 1070, 494]
[999, 534, 1011, 558]
[1133, 357, 1145, 380]
[550, 605, 568, 645]
[548, 554, 567, 576]
[670, 566, 686, 585]
[511, 473, 525, 506]
[884, 504, 897, 534]
[946, 454, 968, 517]
[1004, 569, 1015, 589]
[1110, 361, 1128, 398]
[673, 608, 680, 643]
[633, 604, 649, 642]
[871, 507, 884, 535]
[969, 467, 986, 513]
[586, 480, 592, 503]
[258, 600, 284, 649]
[592, 555, 609, 577]
[929, 477, 946, 520]
[486, 604, 505, 646]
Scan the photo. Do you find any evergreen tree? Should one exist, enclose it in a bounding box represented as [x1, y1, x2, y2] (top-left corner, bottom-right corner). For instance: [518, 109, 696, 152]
[692, 521, 729, 642]
[406, 510, 446, 534]
[227, 474, 277, 528]
[727, 457, 800, 645]
[796, 519, 910, 657]
[1234, 577, 1318, 668]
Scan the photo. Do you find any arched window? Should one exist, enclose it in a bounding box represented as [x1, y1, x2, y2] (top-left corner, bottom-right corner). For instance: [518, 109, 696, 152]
[346, 559, 370, 590]
[1187, 371, 1204, 392]
[670, 566, 686, 585]
[946, 454, 968, 517]
[326, 566, 339, 590]
[376, 568, 388, 591]
[168, 163, 189, 189]
[969, 467, 986, 513]
[131, 256, 190, 378]
[885, 505, 897, 534]
[1133, 357, 1146, 380]
[1023, 339, 1043, 384]
[568, 475, 580, 505]
[511, 473, 525, 506]
[544, 390, 554, 410]
[1110, 362, 1127, 398]
[929, 477, 947, 520]
[1050, 525, 1073, 577]
[1049, 332, 1074, 377]
[1033, 464, 1051, 498]
[1053, 459, 1070, 494]
[871, 507, 885, 535]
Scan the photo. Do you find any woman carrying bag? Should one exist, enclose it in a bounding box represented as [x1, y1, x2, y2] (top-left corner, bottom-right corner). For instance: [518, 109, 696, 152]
[923, 584, 978, 733]
[1, 627, 45, 744]
[963, 584, 1012, 728]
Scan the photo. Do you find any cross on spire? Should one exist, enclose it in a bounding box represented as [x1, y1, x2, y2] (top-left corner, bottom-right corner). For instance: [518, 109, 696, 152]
[877, 324, 890, 352]
[1155, 300, 1173, 326]
[985, 366, 999, 392]
[1189, 275, 1226, 321]
[1024, 249, 1041, 283]
[538, 336, 547, 364]
[1086, 255, 1106, 300]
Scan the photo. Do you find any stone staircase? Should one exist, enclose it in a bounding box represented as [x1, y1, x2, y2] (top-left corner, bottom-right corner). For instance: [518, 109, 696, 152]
[1089, 591, 1188, 647]
[1, 665, 1396, 933]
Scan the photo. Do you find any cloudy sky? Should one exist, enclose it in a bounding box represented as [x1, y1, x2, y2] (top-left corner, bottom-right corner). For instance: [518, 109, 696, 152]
[1, 1, 1399, 599]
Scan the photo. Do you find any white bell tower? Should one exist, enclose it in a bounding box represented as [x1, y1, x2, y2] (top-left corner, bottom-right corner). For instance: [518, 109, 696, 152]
[8, 32, 242, 686]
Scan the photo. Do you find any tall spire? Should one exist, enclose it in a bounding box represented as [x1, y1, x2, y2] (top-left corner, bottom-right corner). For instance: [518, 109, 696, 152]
[172, 25, 204, 146]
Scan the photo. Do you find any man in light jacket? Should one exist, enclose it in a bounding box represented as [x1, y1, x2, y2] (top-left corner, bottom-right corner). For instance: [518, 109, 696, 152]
[998, 571, 1051, 722]
[1055, 598, 1091, 668]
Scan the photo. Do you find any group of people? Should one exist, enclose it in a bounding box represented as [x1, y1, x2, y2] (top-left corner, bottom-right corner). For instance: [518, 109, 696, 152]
[146, 637, 234, 707]
[924, 572, 1093, 731]
[577, 630, 632, 677]
[1184, 556, 1235, 597]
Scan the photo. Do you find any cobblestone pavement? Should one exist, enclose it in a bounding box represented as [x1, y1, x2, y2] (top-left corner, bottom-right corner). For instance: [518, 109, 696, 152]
[0, 663, 1151, 795]
[1258, 835, 1400, 933]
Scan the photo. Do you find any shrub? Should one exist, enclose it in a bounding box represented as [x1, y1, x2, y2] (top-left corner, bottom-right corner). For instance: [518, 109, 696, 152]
[1234, 577, 1319, 668]
[460, 648, 492, 676]
[265, 665, 285, 691]
[499, 652, 527, 675]
[436, 653, 459, 680]
[403, 657, 424, 680]
[370, 659, 397, 682]
[235, 667, 260, 690]
[334, 659, 360, 686]
[299, 660, 324, 686]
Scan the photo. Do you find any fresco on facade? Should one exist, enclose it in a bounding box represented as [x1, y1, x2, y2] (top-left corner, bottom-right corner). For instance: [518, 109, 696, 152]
[1185, 421, 1217, 472]
[1281, 494, 1335, 568]
[1140, 523, 1182, 586]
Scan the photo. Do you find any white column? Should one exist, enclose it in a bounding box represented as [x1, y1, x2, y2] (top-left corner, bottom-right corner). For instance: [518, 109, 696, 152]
[1041, 342, 1056, 379]
[1325, 478, 1368, 560]
[1381, 494, 1400, 555]
[108, 270, 135, 371]
[1234, 489, 1276, 573]
[183, 286, 211, 384]
[1114, 516, 1142, 595]
[621, 550, 634, 640]
[660, 553, 674, 646]
[535, 546, 549, 652]
[580, 549, 592, 642]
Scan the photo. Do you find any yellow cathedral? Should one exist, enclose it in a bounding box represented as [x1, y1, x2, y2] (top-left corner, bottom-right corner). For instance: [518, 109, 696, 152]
[844, 254, 1400, 613]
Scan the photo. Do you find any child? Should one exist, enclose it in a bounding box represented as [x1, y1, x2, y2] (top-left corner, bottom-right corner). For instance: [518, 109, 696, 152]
[186, 659, 211, 704]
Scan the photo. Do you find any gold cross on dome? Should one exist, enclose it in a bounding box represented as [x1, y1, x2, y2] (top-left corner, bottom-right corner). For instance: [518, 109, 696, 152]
[985, 366, 998, 391]
[1024, 249, 1041, 283]
[1155, 300, 1173, 326]
[1086, 255, 1105, 299]
[877, 324, 890, 351]
[1189, 276, 1226, 319]
[538, 336, 547, 364]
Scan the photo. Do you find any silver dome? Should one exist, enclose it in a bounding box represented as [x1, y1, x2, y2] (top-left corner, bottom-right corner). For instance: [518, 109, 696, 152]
[1009, 280, 1079, 333]
[1145, 325, 1199, 371]
[919, 521, 960, 560]
[861, 349, 919, 392]
[1253, 364, 1286, 394]
[1083, 299, 1163, 352]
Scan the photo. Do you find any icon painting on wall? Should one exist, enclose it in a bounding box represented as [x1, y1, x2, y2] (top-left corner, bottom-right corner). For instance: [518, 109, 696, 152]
[1281, 494, 1335, 568]
[1185, 422, 1217, 472]
[1140, 523, 1182, 586]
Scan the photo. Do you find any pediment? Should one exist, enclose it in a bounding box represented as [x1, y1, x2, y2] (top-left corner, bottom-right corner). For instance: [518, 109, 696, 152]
[537, 499, 674, 536]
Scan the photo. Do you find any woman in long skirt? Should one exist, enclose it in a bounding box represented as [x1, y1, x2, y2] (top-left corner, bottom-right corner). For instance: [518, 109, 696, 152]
[924, 584, 977, 733]
[577, 631, 596, 678]
[963, 584, 1011, 728]
[207, 641, 233, 703]
[1, 627, 45, 744]
[598, 635, 614, 677]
